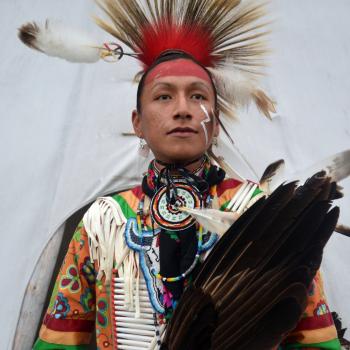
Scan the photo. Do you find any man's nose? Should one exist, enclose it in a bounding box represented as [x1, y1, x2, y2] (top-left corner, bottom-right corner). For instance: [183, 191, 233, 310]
[174, 95, 192, 120]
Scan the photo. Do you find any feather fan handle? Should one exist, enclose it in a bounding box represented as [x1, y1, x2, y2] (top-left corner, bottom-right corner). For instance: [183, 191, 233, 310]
[83, 196, 127, 284]
[18, 20, 102, 63]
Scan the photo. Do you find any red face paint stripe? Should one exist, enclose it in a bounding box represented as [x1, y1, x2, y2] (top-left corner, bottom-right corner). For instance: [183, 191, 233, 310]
[144, 59, 212, 85]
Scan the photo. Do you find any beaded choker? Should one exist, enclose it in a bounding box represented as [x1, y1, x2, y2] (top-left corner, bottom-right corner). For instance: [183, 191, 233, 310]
[154, 156, 204, 169]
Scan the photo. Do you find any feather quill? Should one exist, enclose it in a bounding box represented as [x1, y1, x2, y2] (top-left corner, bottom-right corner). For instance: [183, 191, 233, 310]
[18, 20, 101, 63]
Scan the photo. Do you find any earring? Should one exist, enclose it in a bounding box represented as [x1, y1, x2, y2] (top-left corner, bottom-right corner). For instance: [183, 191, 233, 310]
[138, 138, 150, 158]
[212, 136, 218, 147]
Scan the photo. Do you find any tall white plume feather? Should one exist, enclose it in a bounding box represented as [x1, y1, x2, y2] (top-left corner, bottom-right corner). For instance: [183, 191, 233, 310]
[210, 65, 276, 119]
[210, 67, 257, 108]
[18, 20, 101, 63]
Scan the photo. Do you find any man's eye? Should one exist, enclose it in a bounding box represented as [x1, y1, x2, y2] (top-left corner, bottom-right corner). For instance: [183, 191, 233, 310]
[191, 94, 206, 100]
[156, 95, 171, 101]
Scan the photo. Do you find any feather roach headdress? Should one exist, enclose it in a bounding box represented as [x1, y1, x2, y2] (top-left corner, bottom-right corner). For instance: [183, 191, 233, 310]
[18, 0, 275, 120]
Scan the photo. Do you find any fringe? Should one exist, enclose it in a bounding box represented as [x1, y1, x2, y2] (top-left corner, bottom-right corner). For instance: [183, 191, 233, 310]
[83, 196, 142, 317]
[83, 197, 127, 284]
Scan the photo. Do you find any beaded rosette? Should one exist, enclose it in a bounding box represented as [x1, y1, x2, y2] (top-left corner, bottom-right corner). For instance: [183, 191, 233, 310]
[150, 183, 202, 231]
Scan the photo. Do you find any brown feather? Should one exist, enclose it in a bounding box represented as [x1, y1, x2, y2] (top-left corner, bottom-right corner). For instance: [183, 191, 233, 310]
[253, 89, 276, 119]
[335, 224, 350, 237]
[259, 159, 285, 193]
[18, 22, 42, 52]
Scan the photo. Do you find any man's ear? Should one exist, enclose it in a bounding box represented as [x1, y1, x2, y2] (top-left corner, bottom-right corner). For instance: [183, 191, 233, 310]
[132, 109, 142, 138]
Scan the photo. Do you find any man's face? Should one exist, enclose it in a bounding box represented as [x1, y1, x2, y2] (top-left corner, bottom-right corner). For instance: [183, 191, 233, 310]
[132, 74, 219, 163]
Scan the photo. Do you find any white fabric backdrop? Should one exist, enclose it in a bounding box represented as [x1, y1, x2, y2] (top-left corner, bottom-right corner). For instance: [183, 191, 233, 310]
[1, 0, 349, 348]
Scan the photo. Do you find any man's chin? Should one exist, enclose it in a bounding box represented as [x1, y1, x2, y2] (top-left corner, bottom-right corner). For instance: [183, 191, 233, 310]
[156, 151, 205, 165]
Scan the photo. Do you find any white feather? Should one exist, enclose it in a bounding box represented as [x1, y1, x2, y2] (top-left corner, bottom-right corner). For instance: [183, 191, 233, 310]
[209, 66, 258, 109]
[180, 207, 238, 236]
[288, 149, 350, 184]
[22, 20, 101, 63]
[209, 62, 276, 119]
[185, 151, 350, 236]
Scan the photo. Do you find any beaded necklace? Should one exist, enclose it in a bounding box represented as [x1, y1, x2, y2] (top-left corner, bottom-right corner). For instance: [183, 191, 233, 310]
[136, 193, 212, 283]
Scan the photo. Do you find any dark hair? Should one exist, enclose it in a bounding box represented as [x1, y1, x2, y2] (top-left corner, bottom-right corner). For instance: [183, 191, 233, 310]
[136, 51, 218, 113]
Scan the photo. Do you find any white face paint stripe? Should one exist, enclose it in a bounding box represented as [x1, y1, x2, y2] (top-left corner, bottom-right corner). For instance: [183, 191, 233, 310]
[200, 104, 211, 146]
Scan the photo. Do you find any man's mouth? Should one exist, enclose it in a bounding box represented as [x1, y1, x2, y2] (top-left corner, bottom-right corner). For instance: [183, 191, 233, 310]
[167, 127, 198, 135]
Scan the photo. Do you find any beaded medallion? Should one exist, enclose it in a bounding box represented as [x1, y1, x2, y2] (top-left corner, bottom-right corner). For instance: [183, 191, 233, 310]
[150, 183, 202, 231]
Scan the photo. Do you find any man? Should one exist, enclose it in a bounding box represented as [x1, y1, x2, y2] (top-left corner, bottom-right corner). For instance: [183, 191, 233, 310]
[19, 1, 340, 349]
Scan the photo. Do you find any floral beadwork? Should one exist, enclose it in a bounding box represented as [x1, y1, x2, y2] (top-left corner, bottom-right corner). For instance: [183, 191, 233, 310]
[80, 288, 95, 312]
[79, 238, 85, 250]
[51, 292, 70, 319]
[96, 331, 112, 349]
[314, 300, 330, 316]
[97, 298, 108, 327]
[60, 265, 81, 293]
[80, 257, 96, 285]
